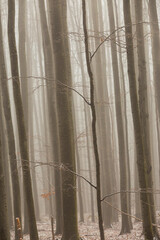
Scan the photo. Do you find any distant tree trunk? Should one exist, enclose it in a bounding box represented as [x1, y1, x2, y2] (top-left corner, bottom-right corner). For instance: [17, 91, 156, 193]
[76, 146, 84, 222]
[82, 0, 104, 239]
[123, 0, 154, 238]
[134, 145, 141, 220]
[107, 0, 130, 233]
[78, 42, 95, 222]
[89, 0, 113, 228]
[48, 1, 79, 239]
[114, 0, 133, 229]
[135, 1, 159, 237]
[0, 8, 21, 240]
[38, 0, 63, 233]
[0, 125, 10, 240]
[72, 100, 84, 223]
[8, 1, 38, 239]
[28, 97, 40, 221]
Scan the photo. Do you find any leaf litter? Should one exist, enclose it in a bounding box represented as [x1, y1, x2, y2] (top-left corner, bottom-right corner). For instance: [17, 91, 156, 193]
[10, 217, 147, 239]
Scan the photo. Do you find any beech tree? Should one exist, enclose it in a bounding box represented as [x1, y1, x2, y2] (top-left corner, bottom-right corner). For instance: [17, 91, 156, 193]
[123, 0, 155, 238]
[0, 6, 21, 240]
[8, 0, 38, 239]
[48, 0, 79, 239]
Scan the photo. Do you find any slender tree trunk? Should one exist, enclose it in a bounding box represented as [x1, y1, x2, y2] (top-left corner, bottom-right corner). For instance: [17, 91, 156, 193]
[8, 1, 38, 239]
[78, 41, 95, 222]
[82, 1, 104, 239]
[18, 0, 30, 233]
[89, 0, 113, 228]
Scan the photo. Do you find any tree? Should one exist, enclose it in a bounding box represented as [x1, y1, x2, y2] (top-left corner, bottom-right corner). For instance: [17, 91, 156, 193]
[38, 0, 63, 233]
[107, 0, 130, 233]
[82, 0, 105, 239]
[123, 0, 154, 238]
[48, 0, 79, 239]
[135, 0, 159, 237]
[0, 6, 21, 240]
[8, 0, 39, 239]
[0, 121, 10, 240]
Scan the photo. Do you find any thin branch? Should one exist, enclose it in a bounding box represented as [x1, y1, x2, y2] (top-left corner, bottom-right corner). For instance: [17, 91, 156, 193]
[4, 75, 91, 105]
[104, 200, 160, 228]
[101, 189, 160, 201]
[90, 21, 152, 61]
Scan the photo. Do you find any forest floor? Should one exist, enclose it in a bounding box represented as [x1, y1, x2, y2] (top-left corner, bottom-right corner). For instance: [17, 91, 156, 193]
[10, 217, 147, 239]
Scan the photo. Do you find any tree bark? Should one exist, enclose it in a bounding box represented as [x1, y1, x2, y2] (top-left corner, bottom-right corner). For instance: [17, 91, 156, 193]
[8, 0, 38, 239]
[135, 1, 159, 237]
[38, 0, 63, 233]
[0, 119, 10, 240]
[107, 0, 130, 233]
[82, 1, 105, 239]
[123, 0, 154, 238]
[0, 8, 21, 239]
[48, 1, 79, 239]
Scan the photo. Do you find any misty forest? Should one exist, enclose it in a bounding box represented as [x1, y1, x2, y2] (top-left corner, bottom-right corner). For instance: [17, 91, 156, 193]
[1, 0, 160, 240]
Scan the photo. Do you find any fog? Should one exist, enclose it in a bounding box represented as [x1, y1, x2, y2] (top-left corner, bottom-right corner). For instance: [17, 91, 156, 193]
[0, 0, 160, 240]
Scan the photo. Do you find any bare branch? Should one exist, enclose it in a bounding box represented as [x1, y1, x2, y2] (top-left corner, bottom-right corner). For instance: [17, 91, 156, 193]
[4, 75, 91, 105]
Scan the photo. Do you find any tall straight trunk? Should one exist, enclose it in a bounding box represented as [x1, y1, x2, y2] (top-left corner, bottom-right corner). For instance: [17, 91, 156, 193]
[18, 0, 28, 114]
[82, 1, 104, 239]
[114, 0, 132, 229]
[0, 8, 21, 240]
[8, 1, 38, 239]
[123, 0, 154, 238]
[0, 105, 13, 229]
[107, 0, 130, 233]
[148, 0, 160, 119]
[28, 96, 40, 221]
[18, 1, 30, 234]
[73, 102, 84, 223]
[38, 0, 63, 233]
[48, 1, 79, 239]
[0, 120, 10, 240]
[78, 41, 95, 222]
[135, 1, 159, 237]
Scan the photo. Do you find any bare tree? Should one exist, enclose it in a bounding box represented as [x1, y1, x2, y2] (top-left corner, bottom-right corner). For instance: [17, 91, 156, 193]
[8, 0, 38, 239]
[123, 0, 154, 238]
[48, 0, 79, 239]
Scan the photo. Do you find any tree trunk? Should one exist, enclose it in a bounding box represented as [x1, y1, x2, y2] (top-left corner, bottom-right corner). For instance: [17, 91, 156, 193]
[82, 1, 105, 239]
[48, 1, 79, 239]
[38, 0, 63, 233]
[0, 124, 10, 240]
[135, 1, 159, 237]
[0, 8, 21, 239]
[123, 0, 154, 238]
[107, 0, 130, 233]
[8, 1, 38, 239]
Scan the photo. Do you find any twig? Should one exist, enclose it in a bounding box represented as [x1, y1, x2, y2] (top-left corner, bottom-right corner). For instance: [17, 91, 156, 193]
[61, 164, 97, 190]
[103, 200, 160, 228]
[4, 75, 91, 105]
[101, 189, 160, 201]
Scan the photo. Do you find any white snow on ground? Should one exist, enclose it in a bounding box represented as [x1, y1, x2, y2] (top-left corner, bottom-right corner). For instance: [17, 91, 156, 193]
[10, 217, 146, 239]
